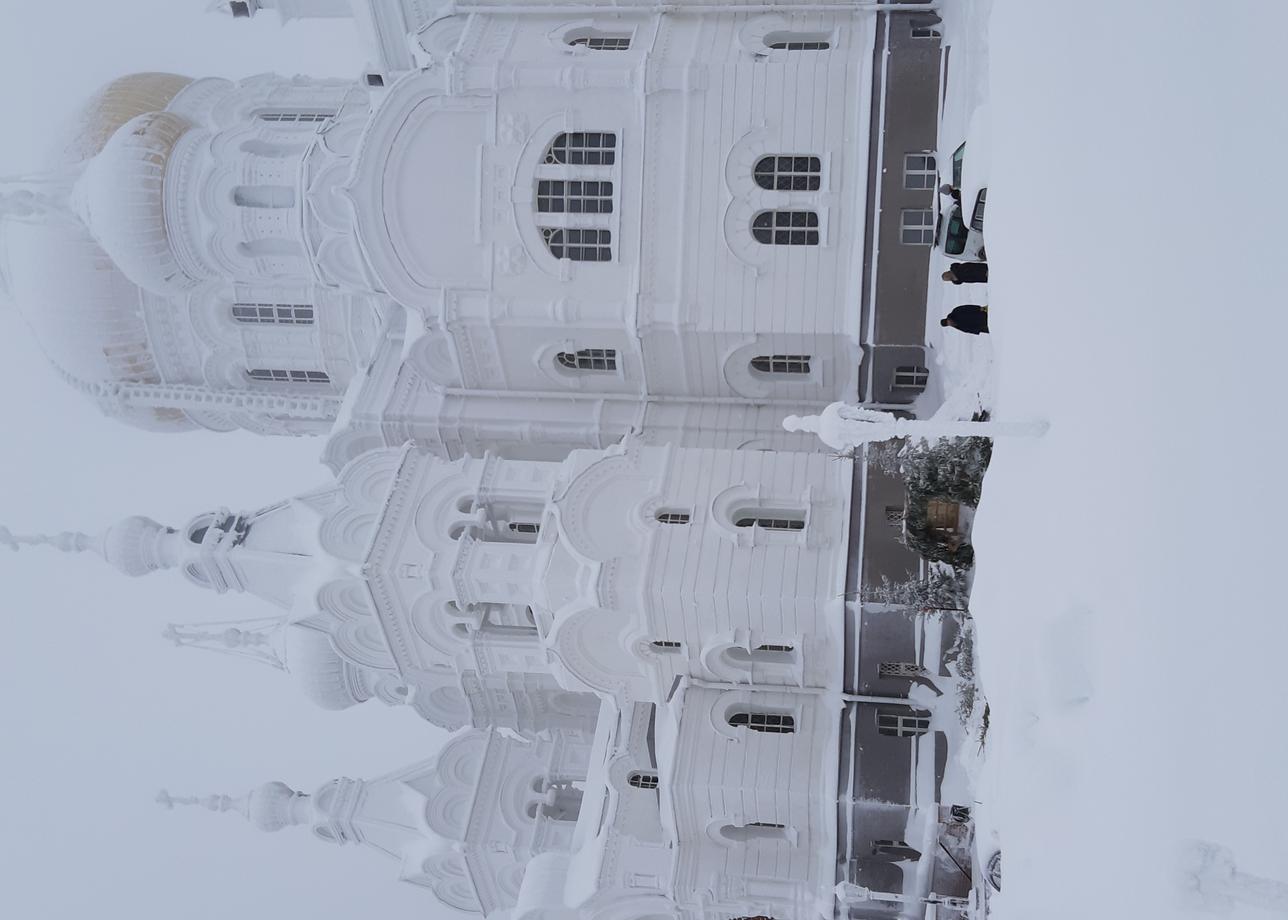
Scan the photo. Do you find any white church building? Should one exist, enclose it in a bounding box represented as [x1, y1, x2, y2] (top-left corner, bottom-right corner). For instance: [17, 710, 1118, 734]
[0, 1, 975, 918]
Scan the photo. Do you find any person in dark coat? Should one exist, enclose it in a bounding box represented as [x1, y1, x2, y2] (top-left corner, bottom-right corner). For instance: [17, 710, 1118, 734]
[941, 262, 989, 285]
[941, 304, 989, 335]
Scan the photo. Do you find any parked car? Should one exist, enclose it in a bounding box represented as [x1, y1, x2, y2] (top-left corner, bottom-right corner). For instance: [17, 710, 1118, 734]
[937, 141, 987, 259]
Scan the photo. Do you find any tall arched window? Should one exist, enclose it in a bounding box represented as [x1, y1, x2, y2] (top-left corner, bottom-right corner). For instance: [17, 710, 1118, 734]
[655, 510, 691, 525]
[566, 29, 631, 50]
[542, 228, 612, 262]
[733, 510, 806, 532]
[750, 355, 811, 375]
[764, 32, 831, 51]
[556, 348, 617, 371]
[727, 643, 796, 665]
[728, 711, 795, 733]
[247, 368, 330, 385]
[752, 210, 819, 245]
[721, 822, 789, 842]
[544, 132, 617, 166]
[627, 771, 659, 789]
[231, 303, 314, 325]
[754, 155, 822, 191]
[232, 185, 295, 209]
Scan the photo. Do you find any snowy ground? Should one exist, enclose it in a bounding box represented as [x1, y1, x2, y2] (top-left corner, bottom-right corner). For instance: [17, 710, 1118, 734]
[932, 2, 1288, 918]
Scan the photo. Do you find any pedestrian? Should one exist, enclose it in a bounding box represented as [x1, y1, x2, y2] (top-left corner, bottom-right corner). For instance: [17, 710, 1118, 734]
[941, 262, 989, 285]
[940, 304, 989, 335]
[938, 182, 962, 206]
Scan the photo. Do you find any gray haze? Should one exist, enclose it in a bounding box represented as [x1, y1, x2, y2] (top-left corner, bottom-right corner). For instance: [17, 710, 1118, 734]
[0, 3, 453, 918]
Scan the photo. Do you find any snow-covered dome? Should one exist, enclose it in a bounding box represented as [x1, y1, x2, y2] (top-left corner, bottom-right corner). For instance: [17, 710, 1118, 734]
[285, 625, 372, 711]
[100, 515, 180, 576]
[73, 110, 199, 296]
[247, 781, 310, 833]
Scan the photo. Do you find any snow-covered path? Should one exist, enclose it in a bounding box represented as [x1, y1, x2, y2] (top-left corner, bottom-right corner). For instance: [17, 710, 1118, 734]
[959, 1, 1288, 918]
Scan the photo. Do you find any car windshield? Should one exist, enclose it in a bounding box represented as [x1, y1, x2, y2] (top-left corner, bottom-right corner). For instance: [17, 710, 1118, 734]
[944, 207, 969, 256]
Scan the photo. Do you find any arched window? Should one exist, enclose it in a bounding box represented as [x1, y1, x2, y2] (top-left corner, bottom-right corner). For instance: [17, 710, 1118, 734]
[727, 643, 796, 665]
[231, 303, 314, 325]
[256, 111, 334, 124]
[876, 709, 931, 738]
[232, 185, 295, 209]
[650, 639, 682, 651]
[728, 711, 795, 733]
[188, 526, 209, 545]
[556, 348, 617, 371]
[566, 29, 631, 51]
[733, 510, 806, 532]
[655, 510, 691, 525]
[721, 822, 789, 842]
[542, 228, 612, 262]
[627, 771, 659, 789]
[536, 180, 613, 214]
[754, 155, 822, 191]
[750, 355, 811, 375]
[508, 522, 540, 535]
[247, 368, 330, 385]
[544, 132, 617, 166]
[752, 210, 819, 245]
[764, 32, 831, 51]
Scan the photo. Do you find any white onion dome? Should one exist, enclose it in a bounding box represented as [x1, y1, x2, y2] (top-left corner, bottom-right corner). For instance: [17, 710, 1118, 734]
[246, 781, 310, 833]
[284, 625, 372, 711]
[100, 515, 181, 577]
[72, 110, 200, 296]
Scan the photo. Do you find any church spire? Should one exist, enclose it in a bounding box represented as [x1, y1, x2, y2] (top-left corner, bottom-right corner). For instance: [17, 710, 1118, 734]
[161, 616, 288, 670]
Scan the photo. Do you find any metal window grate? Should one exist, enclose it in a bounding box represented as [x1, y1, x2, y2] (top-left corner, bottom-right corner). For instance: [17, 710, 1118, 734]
[878, 661, 924, 679]
[542, 228, 612, 261]
[627, 772, 659, 789]
[767, 40, 830, 50]
[556, 348, 617, 371]
[756, 644, 795, 654]
[656, 512, 691, 525]
[650, 640, 682, 650]
[544, 132, 617, 165]
[899, 209, 935, 245]
[892, 365, 929, 390]
[569, 35, 631, 50]
[750, 354, 811, 374]
[734, 513, 805, 531]
[754, 155, 822, 191]
[247, 368, 330, 384]
[877, 710, 931, 737]
[752, 210, 819, 245]
[231, 303, 314, 326]
[536, 180, 614, 214]
[903, 153, 938, 190]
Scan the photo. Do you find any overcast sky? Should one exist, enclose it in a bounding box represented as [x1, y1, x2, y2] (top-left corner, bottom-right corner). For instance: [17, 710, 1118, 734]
[0, 4, 458, 919]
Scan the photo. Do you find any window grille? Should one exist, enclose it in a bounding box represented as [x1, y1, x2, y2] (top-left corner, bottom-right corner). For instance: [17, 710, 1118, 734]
[231, 303, 314, 326]
[656, 511, 691, 525]
[911, 24, 942, 39]
[247, 368, 330, 384]
[903, 153, 938, 190]
[734, 512, 806, 531]
[542, 228, 612, 261]
[508, 522, 540, 535]
[752, 210, 819, 245]
[568, 34, 631, 50]
[728, 712, 795, 733]
[544, 132, 617, 166]
[750, 354, 811, 375]
[754, 155, 822, 191]
[900, 209, 935, 245]
[892, 365, 929, 390]
[256, 111, 334, 124]
[650, 640, 682, 650]
[556, 348, 617, 371]
[876, 709, 931, 737]
[627, 772, 659, 789]
[755, 644, 794, 654]
[878, 661, 924, 679]
[765, 32, 831, 51]
[536, 180, 614, 214]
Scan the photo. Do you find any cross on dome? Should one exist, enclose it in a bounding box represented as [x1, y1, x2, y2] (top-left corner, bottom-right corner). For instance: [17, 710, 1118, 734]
[0, 516, 182, 577]
[157, 781, 312, 833]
